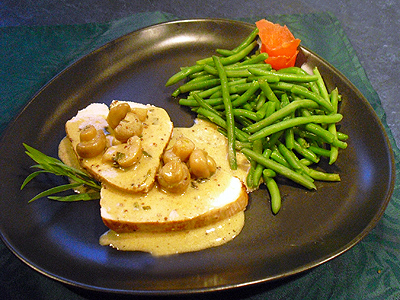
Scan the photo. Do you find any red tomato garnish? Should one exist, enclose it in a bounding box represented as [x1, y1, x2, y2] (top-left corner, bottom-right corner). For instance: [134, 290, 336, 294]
[265, 51, 299, 69]
[263, 39, 301, 57]
[256, 19, 300, 70]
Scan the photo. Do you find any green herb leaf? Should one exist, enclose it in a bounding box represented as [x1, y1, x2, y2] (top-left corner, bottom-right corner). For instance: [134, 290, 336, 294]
[48, 192, 101, 202]
[22, 143, 101, 203]
[20, 170, 47, 190]
[27, 182, 83, 203]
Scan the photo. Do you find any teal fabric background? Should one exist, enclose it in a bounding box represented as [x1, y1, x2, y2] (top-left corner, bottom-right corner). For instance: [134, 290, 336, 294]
[1, 11, 399, 299]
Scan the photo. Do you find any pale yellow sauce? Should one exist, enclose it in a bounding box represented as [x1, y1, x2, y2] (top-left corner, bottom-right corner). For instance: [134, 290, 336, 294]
[60, 105, 251, 256]
[65, 102, 173, 193]
[99, 211, 244, 256]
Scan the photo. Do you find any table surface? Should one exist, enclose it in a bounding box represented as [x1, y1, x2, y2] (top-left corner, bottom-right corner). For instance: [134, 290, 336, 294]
[1, 1, 399, 299]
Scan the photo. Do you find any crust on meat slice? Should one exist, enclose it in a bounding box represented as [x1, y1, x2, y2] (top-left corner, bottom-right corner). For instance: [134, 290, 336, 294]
[101, 175, 248, 233]
[100, 119, 250, 233]
[65, 101, 173, 193]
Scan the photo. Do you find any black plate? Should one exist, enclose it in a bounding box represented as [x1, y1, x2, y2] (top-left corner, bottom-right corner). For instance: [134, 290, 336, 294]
[0, 19, 395, 295]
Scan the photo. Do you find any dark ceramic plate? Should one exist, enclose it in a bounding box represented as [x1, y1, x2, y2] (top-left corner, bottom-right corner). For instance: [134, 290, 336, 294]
[0, 19, 395, 295]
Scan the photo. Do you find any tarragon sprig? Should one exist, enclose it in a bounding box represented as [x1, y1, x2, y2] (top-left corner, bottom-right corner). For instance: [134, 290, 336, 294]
[21, 143, 101, 202]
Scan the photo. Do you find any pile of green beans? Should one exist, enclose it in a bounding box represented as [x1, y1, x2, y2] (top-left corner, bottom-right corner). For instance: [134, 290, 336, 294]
[165, 28, 348, 214]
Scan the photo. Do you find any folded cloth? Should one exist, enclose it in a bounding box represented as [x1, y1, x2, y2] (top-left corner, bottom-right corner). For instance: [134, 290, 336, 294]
[0, 11, 399, 300]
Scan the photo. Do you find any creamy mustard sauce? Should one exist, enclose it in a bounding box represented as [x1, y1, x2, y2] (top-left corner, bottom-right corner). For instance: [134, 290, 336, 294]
[99, 211, 244, 256]
[60, 106, 251, 256]
[65, 102, 173, 193]
[98, 120, 250, 255]
[100, 173, 245, 230]
[171, 119, 250, 186]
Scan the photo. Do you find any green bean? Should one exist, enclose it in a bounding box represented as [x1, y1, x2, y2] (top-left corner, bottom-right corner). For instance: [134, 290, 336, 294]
[296, 136, 309, 148]
[213, 55, 237, 170]
[202, 65, 219, 76]
[277, 142, 314, 182]
[255, 102, 270, 120]
[236, 52, 269, 66]
[279, 93, 294, 150]
[277, 142, 301, 170]
[178, 78, 221, 94]
[290, 85, 334, 112]
[217, 127, 251, 147]
[247, 138, 264, 188]
[171, 88, 181, 97]
[308, 145, 331, 157]
[255, 91, 266, 110]
[228, 80, 260, 108]
[188, 70, 209, 78]
[244, 100, 320, 133]
[293, 140, 320, 163]
[234, 140, 253, 150]
[196, 107, 249, 142]
[241, 148, 316, 190]
[197, 41, 257, 66]
[313, 67, 330, 102]
[226, 63, 272, 70]
[216, 48, 235, 56]
[165, 64, 204, 86]
[337, 131, 348, 141]
[231, 27, 259, 53]
[302, 122, 347, 149]
[248, 114, 343, 141]
[328, 131, 339, 163]
[235, 115, 253, 127]
[259, 79, 280, 110]
[249, 68, 319, 82]
[328, 87, 340, 164]
[227, 69, 252, 78]
[302, 164, 341, 181]
[263, 168, 276, 178]
[269, 81, 295, 92]
[280, 92, 290, 107]
[207, 64, 273, 78]
[293, 127, 321, 142]
[287, 145, 340, 182]
[277, 66, 308, 75]
[264, 101, 276, 117]
[299, 158, 313, 166]
[243, 100, 256, 111]
[227, 69, 255, 78]
[285, 128, 295, 150]
[210, 82, 255, 99]
[192, 93, 222, 117]
[187, 73, 217, 83]
[247, 74, 281, 83]
[309, 81, 321, 95]
[252, 148, 272, 188]
[216, 27, 259, 57]
[232, 109, 259, 121]
[187, 79, 246, 99]
[178, 97, 224, 107]
[264, 130, 284, 149]
[263, 171, 281, 214]
[300, 108, 346, 149]
[303, 123, 337, 145]
[270, 147, 290, 168]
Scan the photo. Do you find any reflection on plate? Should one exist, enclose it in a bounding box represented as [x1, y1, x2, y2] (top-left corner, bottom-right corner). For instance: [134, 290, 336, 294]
[0, 19, 394, 295]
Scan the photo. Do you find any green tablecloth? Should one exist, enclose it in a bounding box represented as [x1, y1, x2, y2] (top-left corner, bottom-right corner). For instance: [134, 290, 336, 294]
[1, 11, 399, 299]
